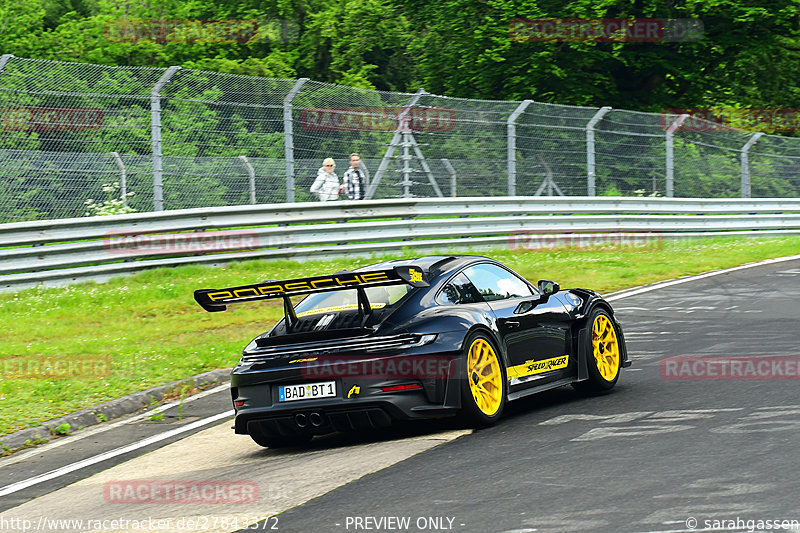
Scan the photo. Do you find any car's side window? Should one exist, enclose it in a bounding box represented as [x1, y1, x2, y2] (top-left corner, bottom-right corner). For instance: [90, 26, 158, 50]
[438, 273, 483, 305]
[462, 263, 534, 301]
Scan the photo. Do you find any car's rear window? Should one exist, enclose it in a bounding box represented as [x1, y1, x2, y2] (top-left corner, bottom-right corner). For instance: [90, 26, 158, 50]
[293, 285, 412, 318]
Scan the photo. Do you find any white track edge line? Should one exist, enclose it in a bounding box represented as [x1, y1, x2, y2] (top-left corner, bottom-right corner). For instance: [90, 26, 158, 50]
[0, 410, 233, 497]
[606, 253, 800, 301]
[0, 383, 230, 467]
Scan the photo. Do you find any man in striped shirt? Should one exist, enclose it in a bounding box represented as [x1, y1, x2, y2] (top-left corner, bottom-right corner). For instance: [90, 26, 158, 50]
[342, 153, 368, 200]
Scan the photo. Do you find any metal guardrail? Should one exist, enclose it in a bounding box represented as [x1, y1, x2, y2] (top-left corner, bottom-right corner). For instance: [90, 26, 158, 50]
[2, 197, 800, 292]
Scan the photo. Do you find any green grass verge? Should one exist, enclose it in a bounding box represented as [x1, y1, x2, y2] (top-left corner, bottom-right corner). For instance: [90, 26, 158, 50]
[1, 236, 799, 437]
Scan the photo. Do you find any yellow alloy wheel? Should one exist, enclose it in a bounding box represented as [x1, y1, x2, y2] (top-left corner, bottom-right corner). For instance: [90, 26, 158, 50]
[592, 314, 620, 382]
[467, 338, 503, 416]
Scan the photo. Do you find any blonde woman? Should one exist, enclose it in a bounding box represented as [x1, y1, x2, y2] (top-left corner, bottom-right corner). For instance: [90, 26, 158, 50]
[310, 158, 342, 201]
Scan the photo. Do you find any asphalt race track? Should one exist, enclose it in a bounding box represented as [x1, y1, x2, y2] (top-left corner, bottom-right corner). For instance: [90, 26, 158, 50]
[2, 255, 800, 533]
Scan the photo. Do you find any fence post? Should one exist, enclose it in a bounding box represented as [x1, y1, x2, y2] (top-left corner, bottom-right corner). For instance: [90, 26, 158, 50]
[586, 106, 612, 196]
[150, 66, 181, 211]
[442, 159, 456, 197]
[110, 152, 127, 205]
[665, 113, 688, 198]
[283, 78, 308, 203]
[401, 133, 412, 198]
[740, 132, 764, 199]
[0, 54, 14, 73]
[507, 100, 533, 196]
[239, 155, 257, 204]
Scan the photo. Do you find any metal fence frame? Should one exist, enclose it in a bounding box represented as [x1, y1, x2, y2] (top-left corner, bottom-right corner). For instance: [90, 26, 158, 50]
[2, 197, 800, 292]
[3, 54, 800, 225]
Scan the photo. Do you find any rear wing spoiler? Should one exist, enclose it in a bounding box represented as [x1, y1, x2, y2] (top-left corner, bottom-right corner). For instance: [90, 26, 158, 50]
[194, 265, 429, 314]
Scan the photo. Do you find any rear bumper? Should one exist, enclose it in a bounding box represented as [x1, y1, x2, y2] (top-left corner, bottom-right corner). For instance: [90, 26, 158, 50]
[245, 407, 394, 437]
[235, 395, 459, 435]
[231, 355, 464, 436]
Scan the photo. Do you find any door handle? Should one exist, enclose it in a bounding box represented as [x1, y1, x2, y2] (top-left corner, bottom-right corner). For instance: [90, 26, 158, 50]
[506, 320, 521, 329]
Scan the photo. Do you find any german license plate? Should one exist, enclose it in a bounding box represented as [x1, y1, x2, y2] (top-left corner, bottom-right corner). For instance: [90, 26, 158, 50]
[278, 381, 336, 402]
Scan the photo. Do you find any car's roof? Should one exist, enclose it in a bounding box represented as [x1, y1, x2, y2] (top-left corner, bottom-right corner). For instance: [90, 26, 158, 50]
[354, 255, 493, 278]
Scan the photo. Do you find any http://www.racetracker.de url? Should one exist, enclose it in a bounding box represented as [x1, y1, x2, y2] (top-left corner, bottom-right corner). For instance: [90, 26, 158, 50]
[0, 515, 279, 532]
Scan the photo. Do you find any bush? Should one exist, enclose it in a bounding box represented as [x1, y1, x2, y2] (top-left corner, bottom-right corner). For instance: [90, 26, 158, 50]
[84, 182, 136, 216]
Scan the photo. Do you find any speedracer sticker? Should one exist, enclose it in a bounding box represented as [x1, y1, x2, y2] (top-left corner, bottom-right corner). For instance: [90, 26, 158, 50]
[507, 355, 569, 379]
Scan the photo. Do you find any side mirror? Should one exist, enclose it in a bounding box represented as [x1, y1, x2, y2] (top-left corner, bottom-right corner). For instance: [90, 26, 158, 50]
[538, 279, 560, 297]
[514, 280, 561, 314]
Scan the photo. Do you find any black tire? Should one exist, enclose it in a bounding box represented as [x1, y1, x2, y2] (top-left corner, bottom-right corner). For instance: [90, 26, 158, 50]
[248, 422, 313, 448]
[459, 332, 506, 427]
[573, 308, 622, 394]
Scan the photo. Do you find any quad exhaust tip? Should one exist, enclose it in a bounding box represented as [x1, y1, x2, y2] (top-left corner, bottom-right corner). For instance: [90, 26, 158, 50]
[295, 412, 323, 428]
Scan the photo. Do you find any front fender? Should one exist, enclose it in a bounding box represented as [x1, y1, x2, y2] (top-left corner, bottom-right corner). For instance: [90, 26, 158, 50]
[567, 289, 630, 379]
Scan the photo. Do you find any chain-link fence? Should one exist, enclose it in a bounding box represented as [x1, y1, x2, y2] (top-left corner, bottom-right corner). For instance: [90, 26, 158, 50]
[2, 54, 800, 223]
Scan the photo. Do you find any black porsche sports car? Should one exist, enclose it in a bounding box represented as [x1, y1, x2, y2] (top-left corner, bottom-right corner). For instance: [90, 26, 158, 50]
[194, 255, 630, 447]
